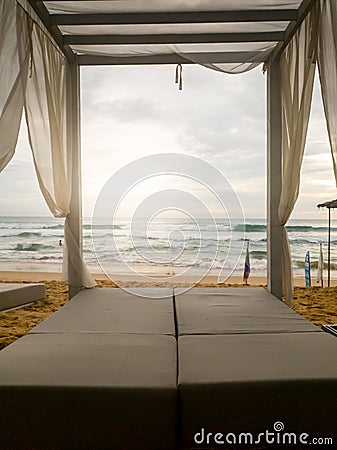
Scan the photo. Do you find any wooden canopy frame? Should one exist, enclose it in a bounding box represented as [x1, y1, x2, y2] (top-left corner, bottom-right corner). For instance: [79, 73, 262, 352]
[25, 0, 317, 298]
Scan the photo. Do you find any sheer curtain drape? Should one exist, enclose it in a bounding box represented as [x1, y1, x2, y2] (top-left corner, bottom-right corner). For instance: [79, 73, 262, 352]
[170, 43, 274, 74]
[25, 25, 96, 288]
[317, 0, 337, 184]
[0, 1, 31, 171]
[0, 0, 95, 288]
[25, 26, 69, 217]
[279, 6, 318, 305]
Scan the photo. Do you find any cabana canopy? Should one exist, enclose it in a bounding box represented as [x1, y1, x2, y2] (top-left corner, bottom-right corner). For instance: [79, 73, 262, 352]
[1, 0, 337, 304]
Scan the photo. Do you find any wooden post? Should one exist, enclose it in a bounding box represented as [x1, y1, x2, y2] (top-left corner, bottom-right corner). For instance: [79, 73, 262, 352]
[67, 62, 83, 299]
[320, 242, 324, 288]
[328, 208, 331, 287]
[267, 58, 283, 300]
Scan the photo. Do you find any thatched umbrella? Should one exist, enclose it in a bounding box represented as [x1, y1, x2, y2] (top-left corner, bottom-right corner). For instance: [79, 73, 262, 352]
[317, 199, 337, 287]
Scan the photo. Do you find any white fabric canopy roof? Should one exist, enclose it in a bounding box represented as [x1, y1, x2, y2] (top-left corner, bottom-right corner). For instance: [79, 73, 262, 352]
[23, 0, 307, 73]
[44, 1, 303, 14]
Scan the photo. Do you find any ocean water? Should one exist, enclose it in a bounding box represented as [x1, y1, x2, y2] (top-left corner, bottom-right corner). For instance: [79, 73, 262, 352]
[0, 216, 336, 277]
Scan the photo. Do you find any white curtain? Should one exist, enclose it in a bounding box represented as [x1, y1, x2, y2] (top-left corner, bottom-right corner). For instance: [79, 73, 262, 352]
[0, 1, 31, 172]
[170, 43, 275, 75]
[0, 1, 94, 289]
[25, 26, 69, 217]
[25, 25, 96, 288]
[279, 6, 318, 305]
[317, 0, 337, 184]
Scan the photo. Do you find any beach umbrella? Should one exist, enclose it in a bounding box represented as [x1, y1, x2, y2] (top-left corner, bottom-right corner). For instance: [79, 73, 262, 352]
[317, 199, 337, 287]
[317, 242, 324, 288]
[243, 241, 250, 284]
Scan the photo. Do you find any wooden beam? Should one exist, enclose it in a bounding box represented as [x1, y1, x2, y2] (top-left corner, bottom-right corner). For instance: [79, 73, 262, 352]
[67, 62, 83, 298]
[267, 58, 283, 300]
[270, 0, 317, 60]
[64, 31, 284, 46]
[51, 10, 298, 26]
[77, 51, 267, 66]
[27, 0, 75, 62]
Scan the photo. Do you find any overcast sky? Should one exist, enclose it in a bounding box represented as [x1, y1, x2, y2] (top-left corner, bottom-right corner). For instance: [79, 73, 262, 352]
[0, 63, 335, 221]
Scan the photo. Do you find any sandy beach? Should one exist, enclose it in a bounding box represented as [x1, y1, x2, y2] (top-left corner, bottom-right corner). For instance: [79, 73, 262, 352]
[1, 269, 337, 286]
[1, 271, 337, 351]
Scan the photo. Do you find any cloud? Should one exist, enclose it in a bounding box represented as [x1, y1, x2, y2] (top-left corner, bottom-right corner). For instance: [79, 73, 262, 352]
[1, 63, 335, 220]
[52, 65, 337, 218]
[93, 98, 159, 123]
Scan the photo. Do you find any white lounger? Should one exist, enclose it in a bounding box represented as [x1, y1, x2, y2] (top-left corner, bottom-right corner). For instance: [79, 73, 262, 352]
[0, 283, 45, 311]
[0, 288, 177, 449]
